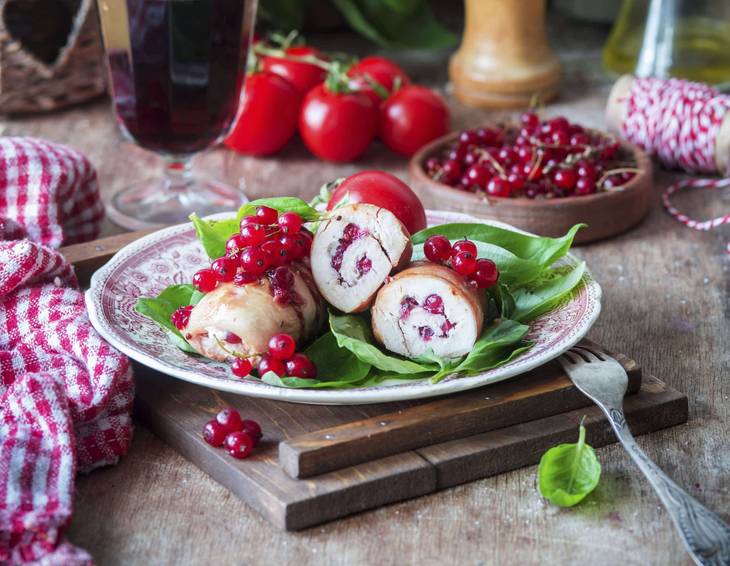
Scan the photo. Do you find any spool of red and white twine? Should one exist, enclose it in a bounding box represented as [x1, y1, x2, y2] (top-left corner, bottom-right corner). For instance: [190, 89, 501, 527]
[606, 75, 730, 254]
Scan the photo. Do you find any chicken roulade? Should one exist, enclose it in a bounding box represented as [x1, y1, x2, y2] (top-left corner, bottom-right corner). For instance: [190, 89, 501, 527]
[185, 264, 325, 362]
[371, 263, 484, 359]
[311, 203, 412, 313]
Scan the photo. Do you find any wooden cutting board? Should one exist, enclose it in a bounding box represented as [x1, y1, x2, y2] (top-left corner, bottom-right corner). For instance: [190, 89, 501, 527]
[62, 233, 688, 531]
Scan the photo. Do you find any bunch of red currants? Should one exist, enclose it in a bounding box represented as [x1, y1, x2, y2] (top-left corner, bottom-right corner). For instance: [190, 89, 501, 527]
[229, 332, 317, 380]
[203, 407, 262, 459]
[423, 235, 499, 289]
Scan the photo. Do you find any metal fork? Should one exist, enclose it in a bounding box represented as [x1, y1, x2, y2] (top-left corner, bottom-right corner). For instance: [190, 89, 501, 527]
[559, 345, 730, 566]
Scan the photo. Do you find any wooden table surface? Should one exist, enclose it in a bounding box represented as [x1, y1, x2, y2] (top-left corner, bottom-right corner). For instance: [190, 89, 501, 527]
[3, 18, 728, 566]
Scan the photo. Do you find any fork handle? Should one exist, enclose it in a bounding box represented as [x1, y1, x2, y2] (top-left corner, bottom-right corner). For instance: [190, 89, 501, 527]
[605, 408, 730, 566]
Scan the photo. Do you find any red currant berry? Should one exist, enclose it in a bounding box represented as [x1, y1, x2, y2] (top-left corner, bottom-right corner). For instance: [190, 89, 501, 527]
[451, 239, 477, 258]
[240, 223, 266, 246]
[224, 332, 242, 344]
[423, 293, 444, 315]
[472, 258, 499, 289]
[424, 235, 452, 263]
[241, 419, 262, 445]
[576, 161, 597, 180]
[203, 419, 227, 447]
[268, 333, 296, 360]
[278, 212, 302, 234]
[486, 177, 510, 197]
[225, 431, 254, 459]
[231, 357, 253, 377]
[546, 116, 569, 134]
[552, 130, 570, 146]
[552, 168, 577, 190]
[278, 234, 304, 260]
[452, 251, 477, 276]
[570, 133, 589, 146]
[233, 272, 259, 286]
[257, 354, 285, 377]
[520, 112, 540, 132]
[215, 407, 242, 434]
[270, 265, 295, 288]
[498, 147, 518, 166]
[170, 305, 193, 330]
[256, 205, 279, 225]
[240, 246, 270, 275]
[211, 256, 238, 282]
[192, 268, 218, 293]
[508, 173, 526, 192]
[261, 240, 286, 266]
[226, 234, 248, 256]
[441, 160, 461, 184]
[295, 231, 312, 256]
[284, 353, 317, 379]
[575, 177, 596, 196]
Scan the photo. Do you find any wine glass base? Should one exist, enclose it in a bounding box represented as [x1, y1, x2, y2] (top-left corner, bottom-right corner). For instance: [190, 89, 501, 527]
[107, 176, 247, 231]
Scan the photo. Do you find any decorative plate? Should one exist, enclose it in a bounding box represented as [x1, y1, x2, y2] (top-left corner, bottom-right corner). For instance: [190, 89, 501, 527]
[86, 211, 601, 405]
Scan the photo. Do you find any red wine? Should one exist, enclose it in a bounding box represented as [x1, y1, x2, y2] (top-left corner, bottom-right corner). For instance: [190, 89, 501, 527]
[99, 0, 253, 156]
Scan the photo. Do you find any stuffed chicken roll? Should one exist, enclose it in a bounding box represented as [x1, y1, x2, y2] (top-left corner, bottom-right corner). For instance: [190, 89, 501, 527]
[185, 264, 325, 362]
[311, 203, 412, 313]
[371, 263, 484, 359]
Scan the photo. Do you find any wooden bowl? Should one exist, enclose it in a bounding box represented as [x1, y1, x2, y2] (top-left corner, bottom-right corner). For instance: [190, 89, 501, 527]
[409, 130, 653, 244]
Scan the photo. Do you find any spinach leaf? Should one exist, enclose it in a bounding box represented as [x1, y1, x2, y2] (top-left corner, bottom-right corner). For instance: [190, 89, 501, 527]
[538, 423, 601, 507]
[412, 223, 583, 268]
[236, 197, 321, 222]
[511, 262, 586, 323]
[135, 284, 201, 354]
[189, 214, 239, 260]
[304, 331, 371, 382]
[261, 371, 373, 389]
[329, 312, 438, 374]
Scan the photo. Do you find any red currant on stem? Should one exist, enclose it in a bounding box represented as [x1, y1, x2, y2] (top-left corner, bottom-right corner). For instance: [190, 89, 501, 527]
[285, 353, 317, 379]
[256, 205, 279, 225]
[472, 258, 499, 289]
[278, 212, 302, 234]
[231, 357, 253, 377]
[211, 256, 238, 282]
[240, 246, 270, 275]
[258, 354, 285, 377]
[192, 268, 218, 293]
[451, 239, 477, 257]
[486, 177, 510, 197]
[203, 420, 227, 447]
[452, 251, 477, 276]
[226, 234, 248, 256]
[240, 223, 266, 246]
[424, 235, 452, 263]
[225, 431, 254, 459]
[268, 333, 296, 360]
[241, 419, 263, 445]
[552, 168, 577, 190]
[171, 305, 193, 330]
[216, 407, 242, 434]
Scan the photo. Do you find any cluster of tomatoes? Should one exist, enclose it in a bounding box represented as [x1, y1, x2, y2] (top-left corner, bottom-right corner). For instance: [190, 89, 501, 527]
[225, 37, 450, 162]
[203, 407, 262, 459]
[424, 235, 500, 289]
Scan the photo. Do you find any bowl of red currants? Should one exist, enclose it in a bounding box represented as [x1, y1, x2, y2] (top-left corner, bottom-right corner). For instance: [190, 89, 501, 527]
[408, 112, 652, 244]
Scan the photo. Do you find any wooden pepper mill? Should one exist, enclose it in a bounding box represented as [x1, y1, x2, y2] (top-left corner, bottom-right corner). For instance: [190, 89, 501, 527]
[450, 0, 561, 109]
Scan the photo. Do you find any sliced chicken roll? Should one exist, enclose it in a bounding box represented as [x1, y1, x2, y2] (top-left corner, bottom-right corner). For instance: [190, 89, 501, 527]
[372, 263, 484, 359]
[185, 264, 325, 362]
[311, 203, 412, 313]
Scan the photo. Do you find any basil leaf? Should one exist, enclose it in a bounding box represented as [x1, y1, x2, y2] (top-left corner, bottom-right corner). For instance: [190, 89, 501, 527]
[304, 331, 371, 382]
[511, 262, 587, 323]
[412, 223, 583, 267]
[538, 423, 601, 507]
[135, 284, 200, 354]
[189, 214, 239, 260]
[329, 312, 438, 374]
[236, 197, 321, 222]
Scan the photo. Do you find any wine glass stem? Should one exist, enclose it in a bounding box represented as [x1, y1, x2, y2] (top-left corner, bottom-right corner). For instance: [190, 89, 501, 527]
[164, 157, 194, 192]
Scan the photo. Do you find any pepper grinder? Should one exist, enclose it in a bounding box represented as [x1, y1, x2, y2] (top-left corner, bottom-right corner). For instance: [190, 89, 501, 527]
[450, 0, 561, 109]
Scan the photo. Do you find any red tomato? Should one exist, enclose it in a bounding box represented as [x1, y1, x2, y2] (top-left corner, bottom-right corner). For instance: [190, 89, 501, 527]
[327, 171, 427, 234]
[380, 85, 450, 157]
[299, 84, 378, 163]
[347, 56, 411, 106]
[262, 46, 326, 96]
[224, 71, 299, 156]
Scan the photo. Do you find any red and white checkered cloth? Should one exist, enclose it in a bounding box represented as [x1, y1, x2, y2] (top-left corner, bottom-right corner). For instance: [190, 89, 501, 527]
[0, 138, 134, 565]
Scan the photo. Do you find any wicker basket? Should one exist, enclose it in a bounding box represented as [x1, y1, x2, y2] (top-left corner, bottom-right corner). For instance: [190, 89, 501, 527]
[0, 0, 107, 114]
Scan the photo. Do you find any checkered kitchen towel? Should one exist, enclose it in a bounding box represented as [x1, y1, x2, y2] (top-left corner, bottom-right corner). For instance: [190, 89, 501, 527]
[0, 138, 134, 565]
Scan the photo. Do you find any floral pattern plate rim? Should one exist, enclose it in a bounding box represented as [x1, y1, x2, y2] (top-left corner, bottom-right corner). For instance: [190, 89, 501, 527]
[85, 210, 601, 405]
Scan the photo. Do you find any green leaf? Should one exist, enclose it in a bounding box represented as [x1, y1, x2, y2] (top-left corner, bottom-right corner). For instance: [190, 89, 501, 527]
[189, 214, 239, 260]
[511, 262, 587, 323]
[331, 0, 456, 49]
[236, 197, 321, 222]
[257, 0, 304, 30]
[538, 423, 602, 507]
[304, 331, 371, 382]
[329, 312, 438, 374]
[135, 284, 200, 354]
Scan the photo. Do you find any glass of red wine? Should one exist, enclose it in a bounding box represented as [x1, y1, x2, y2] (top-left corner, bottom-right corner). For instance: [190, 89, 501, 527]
[97, 0, 257, 229]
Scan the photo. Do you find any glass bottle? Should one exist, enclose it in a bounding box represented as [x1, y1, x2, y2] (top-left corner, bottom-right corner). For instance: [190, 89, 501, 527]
[603, 0, 730, 86]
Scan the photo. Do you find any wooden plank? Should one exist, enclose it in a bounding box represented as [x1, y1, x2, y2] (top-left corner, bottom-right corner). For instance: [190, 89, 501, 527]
[278, 347, 640, 479]
[417, 374, 688, 488]
[61, 228, 153, 286]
